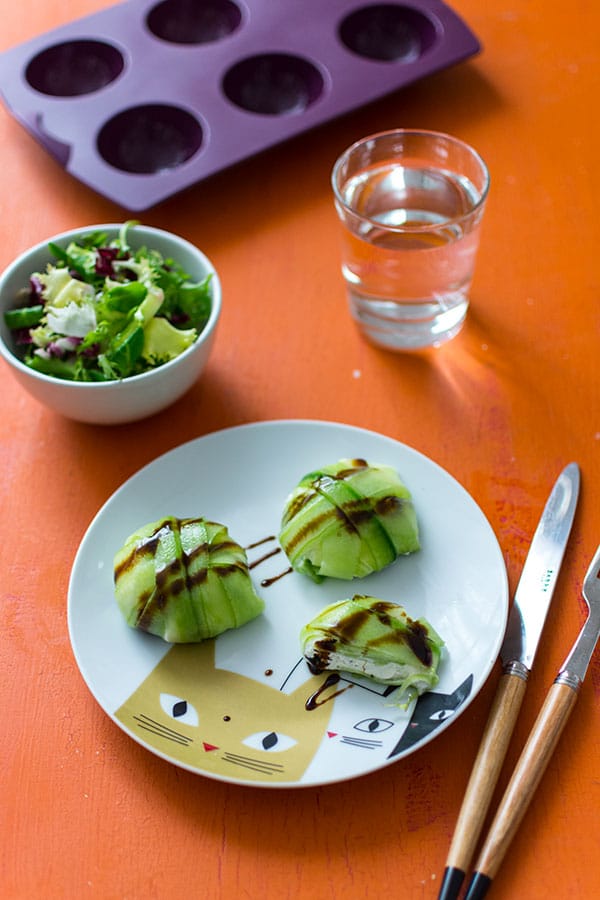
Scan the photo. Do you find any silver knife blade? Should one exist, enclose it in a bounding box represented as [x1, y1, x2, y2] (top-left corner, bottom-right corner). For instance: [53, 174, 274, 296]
[500, 462, 580, 671]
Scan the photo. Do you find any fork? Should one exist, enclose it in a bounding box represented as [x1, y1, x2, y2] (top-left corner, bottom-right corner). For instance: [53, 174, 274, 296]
[464, 543, 600, 899]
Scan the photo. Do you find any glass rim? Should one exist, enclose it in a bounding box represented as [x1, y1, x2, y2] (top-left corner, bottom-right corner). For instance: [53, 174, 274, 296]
[331, 128, 490, 233]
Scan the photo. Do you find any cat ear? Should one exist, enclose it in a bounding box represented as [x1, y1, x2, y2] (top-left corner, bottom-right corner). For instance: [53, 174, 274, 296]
[451, 673, 474, 706]
[155, 638, 219, 683]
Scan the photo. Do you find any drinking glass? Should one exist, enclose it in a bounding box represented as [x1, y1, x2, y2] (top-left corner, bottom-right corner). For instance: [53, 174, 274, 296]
[331, 129, 490, 350]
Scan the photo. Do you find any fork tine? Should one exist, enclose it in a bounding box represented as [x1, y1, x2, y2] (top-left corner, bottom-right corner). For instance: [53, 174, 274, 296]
[583, 544, 600, 603]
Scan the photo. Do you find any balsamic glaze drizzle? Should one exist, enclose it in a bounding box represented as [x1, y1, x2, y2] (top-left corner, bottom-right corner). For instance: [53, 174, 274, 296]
[305, 673, 354, 711]
[245, 535, 292, 587]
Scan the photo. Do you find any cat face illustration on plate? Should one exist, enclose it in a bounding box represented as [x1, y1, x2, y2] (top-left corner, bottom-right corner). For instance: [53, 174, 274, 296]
[115, 638, 473, 785]
[116, 639, 334, 784]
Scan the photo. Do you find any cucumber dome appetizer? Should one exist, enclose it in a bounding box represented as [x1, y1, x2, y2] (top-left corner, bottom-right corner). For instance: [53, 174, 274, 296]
[300, 595, 444, 699]
[279, 458, 419, 583]
[114, 516, 264, 642]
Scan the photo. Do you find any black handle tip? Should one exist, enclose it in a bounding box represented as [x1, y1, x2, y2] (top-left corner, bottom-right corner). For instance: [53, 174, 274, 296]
[437, 867, 465, 900]
[465, 871, 493, 900]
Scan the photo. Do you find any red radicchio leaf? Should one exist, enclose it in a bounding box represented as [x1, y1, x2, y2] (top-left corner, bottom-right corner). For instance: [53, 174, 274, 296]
[14, 328, 33, 345]
[82, 343, 100, 358]
[29, 275, 44, 301]
[95, 247, 123, 277]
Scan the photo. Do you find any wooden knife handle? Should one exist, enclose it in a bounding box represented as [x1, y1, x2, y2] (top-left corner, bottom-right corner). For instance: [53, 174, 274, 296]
[472, 681, 579, 880]
[445, 671, 528, 873]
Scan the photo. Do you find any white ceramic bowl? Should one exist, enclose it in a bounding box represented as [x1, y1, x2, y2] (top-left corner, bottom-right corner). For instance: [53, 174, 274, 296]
[0, 223, 221, 424]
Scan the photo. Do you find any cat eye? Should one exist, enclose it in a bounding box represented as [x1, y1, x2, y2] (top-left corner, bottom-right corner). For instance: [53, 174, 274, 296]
[160, 693, 199, 727]
[354, 717, 394, 733]
[243, 731, 297, 752]
[429, 709, 454, 722]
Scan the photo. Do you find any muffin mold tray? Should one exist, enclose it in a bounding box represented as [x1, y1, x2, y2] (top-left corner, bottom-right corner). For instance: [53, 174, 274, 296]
[0, 0, 480, 210]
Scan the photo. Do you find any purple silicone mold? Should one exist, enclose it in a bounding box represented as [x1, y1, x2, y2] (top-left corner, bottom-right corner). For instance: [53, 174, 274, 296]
[0, 0, 480, 210]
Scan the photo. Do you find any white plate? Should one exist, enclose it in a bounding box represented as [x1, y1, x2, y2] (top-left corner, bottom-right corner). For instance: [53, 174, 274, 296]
[68, 420, 508, 787]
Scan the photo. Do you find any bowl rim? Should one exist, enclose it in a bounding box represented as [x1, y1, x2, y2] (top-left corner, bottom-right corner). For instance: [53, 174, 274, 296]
[0, 222, 222, 389]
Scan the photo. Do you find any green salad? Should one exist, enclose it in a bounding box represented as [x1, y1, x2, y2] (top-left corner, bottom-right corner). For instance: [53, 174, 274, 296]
[3, 222, 212, 381]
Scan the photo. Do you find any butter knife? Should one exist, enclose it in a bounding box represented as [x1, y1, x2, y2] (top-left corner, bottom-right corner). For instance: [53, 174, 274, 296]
[438, 462, 580, 900]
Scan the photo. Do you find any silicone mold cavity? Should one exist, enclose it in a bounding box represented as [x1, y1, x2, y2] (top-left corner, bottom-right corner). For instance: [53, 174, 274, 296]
[97, 103, 204, 173]
[25, 39, 125, 97]
[339, 4, 438, 62]
[146, 0, 243, 45]
[0, 0, 480, 210]
[223, 53, 325, 116]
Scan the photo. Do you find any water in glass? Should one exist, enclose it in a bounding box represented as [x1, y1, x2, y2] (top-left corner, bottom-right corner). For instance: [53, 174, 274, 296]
[338, 161, 485, 349]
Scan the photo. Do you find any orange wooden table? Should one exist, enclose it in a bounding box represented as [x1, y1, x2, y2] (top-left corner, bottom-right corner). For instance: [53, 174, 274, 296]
[1, 2, 599, 898]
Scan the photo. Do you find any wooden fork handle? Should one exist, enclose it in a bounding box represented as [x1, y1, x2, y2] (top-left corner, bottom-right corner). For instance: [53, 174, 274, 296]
[472, 681, 579, 881]
[445, 670, 528, 874]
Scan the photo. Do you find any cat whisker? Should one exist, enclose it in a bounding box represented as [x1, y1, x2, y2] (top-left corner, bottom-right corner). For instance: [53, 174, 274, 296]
[133, 714, 193, 746]
[340, 736, 383, 750]
[222, 752, 285, 774]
